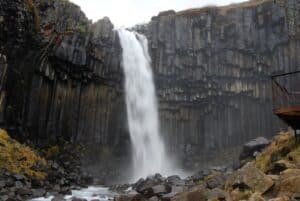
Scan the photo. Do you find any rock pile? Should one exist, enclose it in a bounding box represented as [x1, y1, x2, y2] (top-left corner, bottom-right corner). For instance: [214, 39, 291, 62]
[114, 130, 300, 201]
[0, 129, 93, 201]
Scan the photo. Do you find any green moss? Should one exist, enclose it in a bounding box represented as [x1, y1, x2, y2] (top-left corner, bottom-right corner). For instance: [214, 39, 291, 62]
[0, 129, 47, 179]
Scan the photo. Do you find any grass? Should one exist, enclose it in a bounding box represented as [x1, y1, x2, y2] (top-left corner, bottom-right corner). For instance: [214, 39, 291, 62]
[254, 130, 298, 173]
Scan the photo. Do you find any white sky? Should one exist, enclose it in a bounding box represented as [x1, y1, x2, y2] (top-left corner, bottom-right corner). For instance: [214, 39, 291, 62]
[70, 0, 248, 28]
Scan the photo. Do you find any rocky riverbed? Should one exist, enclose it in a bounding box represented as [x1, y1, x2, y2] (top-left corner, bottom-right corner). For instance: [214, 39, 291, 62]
[1, 128, 300, 201]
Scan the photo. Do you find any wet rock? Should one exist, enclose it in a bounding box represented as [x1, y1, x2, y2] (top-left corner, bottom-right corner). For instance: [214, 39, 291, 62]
[135, 174, 165, 194]
[15, 187, 32, 196]
[166, 175, 185, 186]
[152, 184, 172, 195]
[71, 198, 88, 201]
[32, 188, 47, 197]
[5, 178, 15, 187]
[170, 186, 186, 194]
[148, 196, 159, 201]
[115, 194, 145, 201]
[0, 180, 5, 188]
[189, 169, 210, 183]
[52, 194, 66, 201]
[206, 173, 226, 189]
[13, 174, 25, 181]
[161, 192, 178, 201]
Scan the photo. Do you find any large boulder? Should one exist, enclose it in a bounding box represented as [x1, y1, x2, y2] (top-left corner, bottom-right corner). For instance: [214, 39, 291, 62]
[205, 172, 226, 189]
[171, 185, 207, 201]
[278, 169, 300, 196]
[166, 175, 185, 186]
[206, 188, 232, 201]
[134, 174, 170, 197]
[225, 164, 274, 194]
[239, 137, 270, 160]
[115, 194, 146, 201]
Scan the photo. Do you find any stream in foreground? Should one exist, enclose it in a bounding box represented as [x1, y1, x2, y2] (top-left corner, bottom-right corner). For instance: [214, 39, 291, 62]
[30, 186, 117, 201]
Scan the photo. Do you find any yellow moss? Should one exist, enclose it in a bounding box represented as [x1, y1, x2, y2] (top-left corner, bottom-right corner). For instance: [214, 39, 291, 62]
[0, 129, 47, 179]
[254, 130, 296, 172]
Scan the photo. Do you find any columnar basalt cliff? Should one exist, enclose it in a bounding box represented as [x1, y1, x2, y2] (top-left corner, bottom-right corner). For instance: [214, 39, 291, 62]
[0, 0, 300, 176]
[0, 0, 127, 148]
[146, 0, 300, 165]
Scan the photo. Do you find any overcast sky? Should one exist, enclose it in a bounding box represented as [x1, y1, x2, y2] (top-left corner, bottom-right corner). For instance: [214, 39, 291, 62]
[70, 0, 248, 28]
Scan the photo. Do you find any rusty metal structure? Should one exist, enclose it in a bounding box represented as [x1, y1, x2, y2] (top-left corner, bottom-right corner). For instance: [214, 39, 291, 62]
[272, 71, 300, 131]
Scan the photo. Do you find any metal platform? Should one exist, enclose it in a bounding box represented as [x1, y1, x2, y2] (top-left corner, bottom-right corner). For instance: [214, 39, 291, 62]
[272, 71, 300, 130]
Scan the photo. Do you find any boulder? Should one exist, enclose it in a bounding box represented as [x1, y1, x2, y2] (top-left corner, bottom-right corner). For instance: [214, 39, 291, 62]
[225, 164, 274, 194]
[270, 160, 296, 174]
[205, 173, 226, 189]
[248, 193, 265, 201]
[268, 196, 291, 201]
[15, 187, 32, 196]
[239, 137, 269, 160]
[137, 184, 172, 197]
[166, 175, 185, 186]
[278, 169, 300, 196]
[171, 185, 207, 201]
[206, 188, 232, 201]
[115, 194, 145, 201]
[152, 185, 172, 195]
[71, 198, 88, 201]
[135, 174, 165, 195]
[229, 188, 252, 201]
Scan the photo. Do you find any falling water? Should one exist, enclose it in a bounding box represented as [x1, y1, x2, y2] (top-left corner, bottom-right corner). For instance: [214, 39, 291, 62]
[118, 29, 175, 181]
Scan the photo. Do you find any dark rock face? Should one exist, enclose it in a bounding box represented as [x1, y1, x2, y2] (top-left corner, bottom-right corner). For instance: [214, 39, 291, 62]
[1, 0, 300, 180]
[0, 0, 129, 155]
[145, 0, 300, 166]
[0, 0, 129, 182]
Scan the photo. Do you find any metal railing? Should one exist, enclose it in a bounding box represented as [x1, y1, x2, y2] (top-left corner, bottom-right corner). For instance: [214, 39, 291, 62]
[271, 71, 300, 113]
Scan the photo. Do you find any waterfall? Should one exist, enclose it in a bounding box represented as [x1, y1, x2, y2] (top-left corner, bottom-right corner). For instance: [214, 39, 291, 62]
[118, 29, 175, 181]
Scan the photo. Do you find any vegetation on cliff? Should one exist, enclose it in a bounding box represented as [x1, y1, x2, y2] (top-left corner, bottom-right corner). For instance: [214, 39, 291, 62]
[253, 129, 299, 173]
[0, 129, 47, 179]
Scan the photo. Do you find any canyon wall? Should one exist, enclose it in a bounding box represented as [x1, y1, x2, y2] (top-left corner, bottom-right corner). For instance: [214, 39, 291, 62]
[145, 0, 300, 164]
[0, 0, 300, 174]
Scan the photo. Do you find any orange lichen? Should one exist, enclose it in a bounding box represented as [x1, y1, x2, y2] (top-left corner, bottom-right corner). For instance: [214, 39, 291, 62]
[0, 129, 47, 179]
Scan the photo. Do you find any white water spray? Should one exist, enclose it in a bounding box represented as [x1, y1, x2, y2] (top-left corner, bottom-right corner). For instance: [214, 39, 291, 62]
[118, 29, 177, 181]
